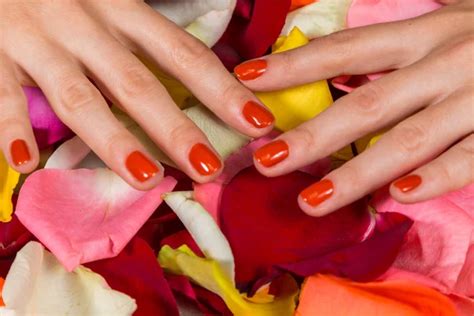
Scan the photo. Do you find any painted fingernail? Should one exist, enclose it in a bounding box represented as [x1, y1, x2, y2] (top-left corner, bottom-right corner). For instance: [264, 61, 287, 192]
[126, 151, 159, 182]
[234, 59, 267, 80]
[10, 139, 31, 166]
[393, 174, 422, 193]
[189, 143, 222, 176]
[300, 179, 334, 207]
[243, 101, 274, 128]
[254, 140, 289, 167]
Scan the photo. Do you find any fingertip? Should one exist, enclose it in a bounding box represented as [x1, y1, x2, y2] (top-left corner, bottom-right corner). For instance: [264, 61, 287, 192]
[124, 150, 164, 190]
[7, 138, 40, 174]
[389, 174, 424, 204]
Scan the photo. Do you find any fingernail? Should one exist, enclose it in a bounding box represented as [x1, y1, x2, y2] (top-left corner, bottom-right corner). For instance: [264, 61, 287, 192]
[126, 151, 159, 182]
[10, 139, 31, 166]
[189, 143, 222, 176]
[254, 140, 289, 167]
[300, 179, 334, 207]
[243, 101, 274, 128]
[393, 174, 422, 193]
[234, 59, 267, 80]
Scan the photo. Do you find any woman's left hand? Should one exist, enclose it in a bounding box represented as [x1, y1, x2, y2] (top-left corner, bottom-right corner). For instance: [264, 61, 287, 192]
[235, 0, 473, 216]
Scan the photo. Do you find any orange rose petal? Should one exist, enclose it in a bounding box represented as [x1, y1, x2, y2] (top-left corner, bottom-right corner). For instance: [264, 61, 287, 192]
[296, 274, 457, 316]
[290, 0, 317, 11]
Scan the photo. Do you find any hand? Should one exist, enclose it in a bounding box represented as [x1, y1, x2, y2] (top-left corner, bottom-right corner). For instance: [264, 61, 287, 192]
[235, 0, 474, 216]
[0, 0, 274, 190]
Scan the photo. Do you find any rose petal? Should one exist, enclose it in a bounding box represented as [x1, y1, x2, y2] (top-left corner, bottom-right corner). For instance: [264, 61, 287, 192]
[296, 274, 457, 316]
[86, 238, 179, 316]
[373, 185, 474, 296]
[166, 274, 232, 315]
[24, 86, 74, 149]
[220, 166, 372, 288]
[15, 169, 177, 270]
[283, 0, 352, 39]
[0, 154, 20, 223]
[214, 0, 291, 69]
[163, 191, 235, 283]
[278, 212, 413, 282]
[158, 245, 299, 316]
[1, 241, 136, 315]
[0, 213, 33, 258]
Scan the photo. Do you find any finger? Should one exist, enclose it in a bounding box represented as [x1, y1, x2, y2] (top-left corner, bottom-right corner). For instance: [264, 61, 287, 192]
[103, 1, 274, 138]
[234, 6, 467, 91]
[390, 133, 474, 203]
[0, 53, 39, 173]
[252, 49, 460, 177]
[59, 22, 223, 182]
[11, 37, 163, 190]
[297, 90, 473, 216]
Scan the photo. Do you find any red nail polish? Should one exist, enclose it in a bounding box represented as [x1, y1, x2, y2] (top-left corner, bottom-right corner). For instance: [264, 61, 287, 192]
[393, 174, 422, 193]
[234, 59, 267, 80]
[300, 179, 334, 207]
[126, 151, 159, 182]
[189, 143, 222, 176]
[242, 101, 274, 128]
[254, 140, 289, 167]
[10, 139, 31, 166]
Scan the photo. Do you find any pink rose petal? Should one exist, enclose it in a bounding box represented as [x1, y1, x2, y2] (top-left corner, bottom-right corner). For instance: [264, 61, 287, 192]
[373, 184, 474, 296]
[15, 169, 177, 270]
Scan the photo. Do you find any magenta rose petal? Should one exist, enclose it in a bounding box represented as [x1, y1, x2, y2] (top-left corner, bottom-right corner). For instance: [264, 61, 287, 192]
[86, 238, 179, 316]
[24, 86, 74, 149]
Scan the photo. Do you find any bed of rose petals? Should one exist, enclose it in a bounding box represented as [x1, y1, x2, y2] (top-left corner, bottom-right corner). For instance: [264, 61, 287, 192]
[0, 0, 472, 315]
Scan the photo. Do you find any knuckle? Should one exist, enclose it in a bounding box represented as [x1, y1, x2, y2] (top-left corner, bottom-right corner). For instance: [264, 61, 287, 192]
[167, 119, 198, 145]
[349, 83, 385, 124]
[169, 36, 211, 70]
[321, 30, 356, 73]
[277, 53, 294, 75]
[218, 81, 240, 102]
[458, 134, 474, 156]
[390, 123, 427, 154]
[104, 131, 131, 155]
[0, 117, 25, 129]
[120, 65, 158, 99]
[292, 126, 317, 150]
[0, 82, 23, 105]
[59, 80, 97, 114]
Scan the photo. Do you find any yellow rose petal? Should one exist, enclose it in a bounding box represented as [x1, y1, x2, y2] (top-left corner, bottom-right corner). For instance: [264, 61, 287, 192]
[0, 153, 20, 222]
[158, 245, 298, 316]
[256, 27, 333, 132]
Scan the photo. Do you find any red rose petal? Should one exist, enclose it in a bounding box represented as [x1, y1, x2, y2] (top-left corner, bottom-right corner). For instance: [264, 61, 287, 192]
[214, 0, 292, 70]
[220, 166, 372, 289]
[86, 238, 179, 316]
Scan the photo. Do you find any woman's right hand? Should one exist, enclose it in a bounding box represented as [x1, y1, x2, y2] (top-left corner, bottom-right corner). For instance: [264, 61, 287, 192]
[0, 0, 274, 189]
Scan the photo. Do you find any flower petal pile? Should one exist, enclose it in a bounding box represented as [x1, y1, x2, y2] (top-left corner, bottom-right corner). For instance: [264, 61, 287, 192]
[1, 1, 472, 315]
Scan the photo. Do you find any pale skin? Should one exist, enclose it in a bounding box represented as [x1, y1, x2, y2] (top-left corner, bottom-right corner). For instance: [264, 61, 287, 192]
[1, 0, 473, 216]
